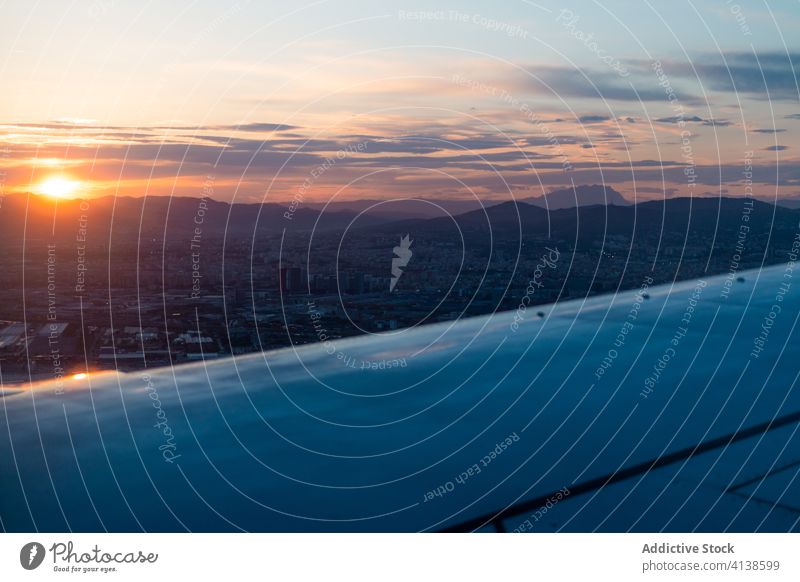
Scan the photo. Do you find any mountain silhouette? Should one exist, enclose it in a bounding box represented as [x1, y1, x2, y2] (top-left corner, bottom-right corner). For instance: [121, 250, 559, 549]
[524, 184, 629, 209]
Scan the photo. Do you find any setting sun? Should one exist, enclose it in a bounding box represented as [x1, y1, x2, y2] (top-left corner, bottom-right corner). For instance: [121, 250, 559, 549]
[36, 176, 81, 199]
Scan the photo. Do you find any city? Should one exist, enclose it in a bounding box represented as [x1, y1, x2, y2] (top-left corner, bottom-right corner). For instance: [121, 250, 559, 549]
[1, 191, 794, 387]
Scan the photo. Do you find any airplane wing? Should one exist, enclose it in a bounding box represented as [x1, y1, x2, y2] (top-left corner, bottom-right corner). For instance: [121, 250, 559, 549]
[2, 264, 799, 532]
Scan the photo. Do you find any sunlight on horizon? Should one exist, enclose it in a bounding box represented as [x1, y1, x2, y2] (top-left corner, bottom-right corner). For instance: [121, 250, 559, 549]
[34, 176, 82, 199]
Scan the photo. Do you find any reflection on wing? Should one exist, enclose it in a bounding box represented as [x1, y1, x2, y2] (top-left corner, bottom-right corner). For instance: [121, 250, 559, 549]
[2, 265, 799, 532]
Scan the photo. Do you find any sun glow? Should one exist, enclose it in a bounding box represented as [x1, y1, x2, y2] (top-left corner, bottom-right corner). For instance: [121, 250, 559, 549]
[36, 176, 81, 199]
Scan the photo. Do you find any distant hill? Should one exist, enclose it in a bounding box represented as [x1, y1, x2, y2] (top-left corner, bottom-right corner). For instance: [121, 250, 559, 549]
[0, 185, 627, 244]
[4, 189, 797, 249]
[524, 184, 629, 209]
[303, 198, 487, 219]
[761, 196, 800, 209]
[303, 185, 630, 217]
[3, 190, 798, 314]
[0, 193, 391, 244]
[370, 195, 799, 243]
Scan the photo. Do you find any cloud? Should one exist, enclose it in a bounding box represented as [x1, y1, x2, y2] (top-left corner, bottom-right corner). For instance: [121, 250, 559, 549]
[3, 104, 798, 202]
[212, 122, 298, 132]
[634, 186, 678, 196]
[341, 160, 800, 198]
[655, 115, 731, 126]
[752, 128, 786, 133]
[764, 145, 789, 151]
[514, 66, 688, 102]
[2, 121, 300, 134]
[655, 115, 704, 124]
[648, 52, 800, 100]
[150, 122, 298, 132]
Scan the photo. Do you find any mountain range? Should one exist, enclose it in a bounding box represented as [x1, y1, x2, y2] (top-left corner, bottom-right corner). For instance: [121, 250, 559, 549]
[1, 185, 797, 246]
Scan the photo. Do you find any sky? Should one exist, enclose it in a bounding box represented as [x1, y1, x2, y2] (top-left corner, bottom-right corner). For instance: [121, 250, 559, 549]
[1, 0, 799, 203]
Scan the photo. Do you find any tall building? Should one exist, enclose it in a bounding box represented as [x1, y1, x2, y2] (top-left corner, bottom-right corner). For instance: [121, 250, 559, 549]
[279, 266, 304, 294]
